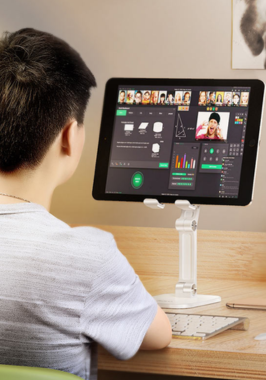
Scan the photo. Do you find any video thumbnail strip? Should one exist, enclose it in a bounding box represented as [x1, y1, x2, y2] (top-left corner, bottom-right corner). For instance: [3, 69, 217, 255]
[118, 89, 250, 107]
[118, 89, 191, 106]
[198, 91, 249, 107]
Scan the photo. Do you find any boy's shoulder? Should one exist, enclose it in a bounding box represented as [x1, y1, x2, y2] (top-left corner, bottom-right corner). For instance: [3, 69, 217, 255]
[41, 208, 115, 257]
[1, 202, 115, 261]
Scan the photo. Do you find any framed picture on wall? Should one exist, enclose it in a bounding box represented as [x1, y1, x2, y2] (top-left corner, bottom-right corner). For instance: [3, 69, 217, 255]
[232, 0, 266, 69]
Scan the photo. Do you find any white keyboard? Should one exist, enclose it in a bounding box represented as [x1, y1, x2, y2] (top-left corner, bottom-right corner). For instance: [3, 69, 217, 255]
[166, 312, 249, 340]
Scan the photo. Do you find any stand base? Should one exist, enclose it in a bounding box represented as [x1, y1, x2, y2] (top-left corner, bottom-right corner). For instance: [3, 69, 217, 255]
[154, 294, 221, 309]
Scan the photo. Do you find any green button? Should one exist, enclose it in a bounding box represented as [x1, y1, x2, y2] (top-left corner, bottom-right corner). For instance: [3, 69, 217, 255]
[172, 173, 186, 176]
[159, 163, 169, 168]
[131, 172, 144, 189]
[201, 164, 222, 169]
[116, 110, 127, 116]
[210, 148, 214, 154]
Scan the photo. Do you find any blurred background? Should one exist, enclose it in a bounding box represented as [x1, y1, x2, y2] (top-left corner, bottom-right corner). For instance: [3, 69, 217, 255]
[1, 0, 266, 231]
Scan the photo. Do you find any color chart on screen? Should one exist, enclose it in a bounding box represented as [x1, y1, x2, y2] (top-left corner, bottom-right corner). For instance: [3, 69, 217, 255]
[169, 143, 200, 190]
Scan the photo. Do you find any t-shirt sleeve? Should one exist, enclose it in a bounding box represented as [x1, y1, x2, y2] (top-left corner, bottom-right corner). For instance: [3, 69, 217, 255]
[80, 237, 158, 360]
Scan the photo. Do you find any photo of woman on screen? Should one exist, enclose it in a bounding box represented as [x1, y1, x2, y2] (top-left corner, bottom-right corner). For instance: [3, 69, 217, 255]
[240, 91, 249, 106]
[198, 91, 207, 106]
[158, 91, 167, 105]
[224, 92, 232, 106]
[182, 91, 191, 105]
[232, 93, 240, 106]
[215, 93, 223, 106]
[195, 112, 224, 140]
[174, 91, 182, 105]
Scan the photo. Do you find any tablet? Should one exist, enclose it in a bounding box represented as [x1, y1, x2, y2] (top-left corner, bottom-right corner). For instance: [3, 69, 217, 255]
[93, 78, 264, 205]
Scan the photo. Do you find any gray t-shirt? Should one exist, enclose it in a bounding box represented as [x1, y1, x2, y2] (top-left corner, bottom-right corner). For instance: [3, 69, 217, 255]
[0, 203, 157, 380]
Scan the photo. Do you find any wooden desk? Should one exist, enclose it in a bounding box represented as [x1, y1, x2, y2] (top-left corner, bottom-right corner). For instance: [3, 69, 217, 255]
[87, 225, 266, 380]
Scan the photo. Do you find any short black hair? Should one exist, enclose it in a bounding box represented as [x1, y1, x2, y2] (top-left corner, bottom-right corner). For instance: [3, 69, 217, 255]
[0, 28, 96, 173]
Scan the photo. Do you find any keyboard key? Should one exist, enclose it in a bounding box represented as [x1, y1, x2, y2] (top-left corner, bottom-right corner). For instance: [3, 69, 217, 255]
[193, 333, 206, 337]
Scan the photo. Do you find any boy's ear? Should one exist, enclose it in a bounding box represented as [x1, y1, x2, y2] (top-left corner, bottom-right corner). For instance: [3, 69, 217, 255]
[61, 120, 78, 156]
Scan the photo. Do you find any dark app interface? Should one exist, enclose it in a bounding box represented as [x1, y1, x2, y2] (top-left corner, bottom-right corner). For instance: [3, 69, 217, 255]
[105, 86, 250, 199]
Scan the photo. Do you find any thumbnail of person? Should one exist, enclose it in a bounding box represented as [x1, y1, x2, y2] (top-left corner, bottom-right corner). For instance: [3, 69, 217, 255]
[240, 91, 249, 106]
[118, 90, 126, 104]
[224, 92, 232, 106]
[195, 111, 230, 140]
[207, 91, 216, 106]
[126, 90, 135, 104]
[215, 92, 224, 106]
[150, 91, 159, 105]
[182, 91, 191, 105]
[198, 91, 207, 106]
[142, 90, 151, 105]
[166, 91, 175, 105]
[134, 90, 142, 104]
[158, 91, 167, 105]
[232, 93, 240, 107]
[174, 91, 183, 105]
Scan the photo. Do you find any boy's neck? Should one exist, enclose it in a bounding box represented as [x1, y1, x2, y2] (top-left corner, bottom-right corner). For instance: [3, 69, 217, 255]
[0, 170, 54, 211]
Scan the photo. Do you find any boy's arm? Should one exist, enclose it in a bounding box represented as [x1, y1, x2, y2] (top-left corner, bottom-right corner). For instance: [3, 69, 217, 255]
[140, 305, 172, 350]
[80, 234, 171, 359]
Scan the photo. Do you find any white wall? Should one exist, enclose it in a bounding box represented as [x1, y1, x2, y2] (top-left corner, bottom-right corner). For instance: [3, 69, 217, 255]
[1, 0, 266, 231]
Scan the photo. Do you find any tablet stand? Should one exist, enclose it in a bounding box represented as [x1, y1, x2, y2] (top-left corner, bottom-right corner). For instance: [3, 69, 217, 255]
[144, 199, 221, 309]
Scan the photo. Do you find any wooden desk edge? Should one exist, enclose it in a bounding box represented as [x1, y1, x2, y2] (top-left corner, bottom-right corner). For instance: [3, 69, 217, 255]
[99, 346, 266, 380]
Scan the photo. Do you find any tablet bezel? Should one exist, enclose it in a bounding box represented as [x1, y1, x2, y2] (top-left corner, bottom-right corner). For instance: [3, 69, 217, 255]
[93, 78, 264, 206]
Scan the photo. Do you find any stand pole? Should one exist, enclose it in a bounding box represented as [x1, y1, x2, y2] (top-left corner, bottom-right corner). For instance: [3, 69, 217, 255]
[144, 199, 221, 309]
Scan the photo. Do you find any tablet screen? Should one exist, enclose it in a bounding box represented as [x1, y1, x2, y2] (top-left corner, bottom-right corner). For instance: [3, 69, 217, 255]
[93, 79, 264, 205]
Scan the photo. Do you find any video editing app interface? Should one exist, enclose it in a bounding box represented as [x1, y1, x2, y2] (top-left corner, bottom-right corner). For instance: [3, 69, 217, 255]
[105, 86, 251, 199]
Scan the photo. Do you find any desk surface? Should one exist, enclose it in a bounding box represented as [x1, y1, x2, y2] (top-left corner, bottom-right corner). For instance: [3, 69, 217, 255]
[80, 225, 266, 380]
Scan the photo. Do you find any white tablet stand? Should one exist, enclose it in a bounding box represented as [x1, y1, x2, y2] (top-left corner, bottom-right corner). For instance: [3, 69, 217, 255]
[144, 199, 221, 309]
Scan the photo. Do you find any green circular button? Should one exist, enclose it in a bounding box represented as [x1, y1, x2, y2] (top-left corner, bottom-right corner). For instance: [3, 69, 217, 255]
[210, 148, 214, 154]
[131, 172, 144, 189]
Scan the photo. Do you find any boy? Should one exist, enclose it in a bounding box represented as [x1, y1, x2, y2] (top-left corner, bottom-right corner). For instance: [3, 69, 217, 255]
[0, 28, 171, 380]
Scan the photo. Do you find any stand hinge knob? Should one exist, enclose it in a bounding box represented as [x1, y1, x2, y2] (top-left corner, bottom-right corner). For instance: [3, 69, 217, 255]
[192, 220, 197, 231]
[175, 282, 197, 298]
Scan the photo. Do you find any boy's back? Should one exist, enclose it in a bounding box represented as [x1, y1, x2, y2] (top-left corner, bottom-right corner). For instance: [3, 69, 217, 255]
[0, 28, 172, 379]
[0, 202, 157, 379]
